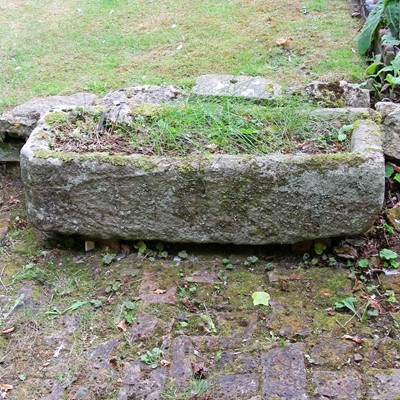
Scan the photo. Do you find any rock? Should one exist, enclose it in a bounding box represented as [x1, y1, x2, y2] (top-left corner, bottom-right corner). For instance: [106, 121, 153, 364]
[385, 202, 400, 232]
[214, 374, 259, 398]
[353, 353, 363, 362]
[0, 93, 97, 140]
[0, 141, 24, 162]
[299, 81, 370, 108]
[119, 362, 167, 400]
[311, 339, 355, 367]
[138, 271, 177, 305]
[192, 74, 282, 100]
[130, 314, 163, 341]
[186, 269, 220, 284]
[0, 212, 11, 241]
[307, 107, 378, 123]
[20, 115, 384, 244]
[366, 369, 400, 400]
[98, 85, 186, 124]
[219, 351, 258, 374]
[261, 344, 308, 399]
[375, 101, 399, 119]
[375, 102, 400, 161]
[313, 370, 362, 399]
[268, 271, 306, 282]
[170, 336, 196, 384]
[218, 313, 258, 347]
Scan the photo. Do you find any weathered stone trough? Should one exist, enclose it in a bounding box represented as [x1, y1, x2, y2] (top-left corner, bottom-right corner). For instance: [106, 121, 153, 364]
[19, 107, 385, 245]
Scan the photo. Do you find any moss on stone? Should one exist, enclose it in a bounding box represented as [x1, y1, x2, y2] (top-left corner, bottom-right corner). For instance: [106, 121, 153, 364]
[33, 149, 158, 170]
[292, 152, 366, 174]
[44, 111, 69, 127]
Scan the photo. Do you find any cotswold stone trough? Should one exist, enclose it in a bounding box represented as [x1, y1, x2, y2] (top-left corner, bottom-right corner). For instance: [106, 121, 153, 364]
[20, 108, 385, 245]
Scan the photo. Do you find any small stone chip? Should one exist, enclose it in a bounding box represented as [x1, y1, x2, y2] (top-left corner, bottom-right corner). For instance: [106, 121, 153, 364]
[354, 354, 363, 362]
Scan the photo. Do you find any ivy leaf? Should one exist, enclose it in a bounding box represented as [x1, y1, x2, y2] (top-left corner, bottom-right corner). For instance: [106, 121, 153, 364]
[379, 248, 398, 260]
[252, 291, 271, 306]
[385, 165, 395, 178]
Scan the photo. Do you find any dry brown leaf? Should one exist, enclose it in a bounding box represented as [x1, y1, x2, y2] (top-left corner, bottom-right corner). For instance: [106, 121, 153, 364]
[116, 320, 127, 332]
[342, 334, 364, 344]
[160, 359, 171, 367]
[0, 383, 13, 392]
[153, 289, 166, 294]
[1, 327, 15, 335]
[276, 37, 291, 47]
[369, 298, 383, 313]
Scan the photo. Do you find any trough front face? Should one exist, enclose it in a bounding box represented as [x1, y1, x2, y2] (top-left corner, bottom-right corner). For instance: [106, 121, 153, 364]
[20, 115, 385, 244]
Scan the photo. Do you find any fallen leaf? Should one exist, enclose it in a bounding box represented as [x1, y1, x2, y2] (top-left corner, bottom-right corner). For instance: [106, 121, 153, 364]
[369, 298, 383, 313]
[333, 244, 358, 260]
[160, 359, 171, 367]
[117, 320, 127, 332]
[251, 291, 270, 306]
[276, 37, 291, 47]
[0, 383, 13, 392]
[1, 327, 15, 335]
[154, 289, 166, 294]
[342, 334, 364, 345]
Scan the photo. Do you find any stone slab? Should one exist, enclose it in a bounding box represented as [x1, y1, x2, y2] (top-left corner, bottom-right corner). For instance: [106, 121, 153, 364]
[366, 369, 400, 400]
[138, 271, 177, 305]
[313, 371, 362, 400]
[376, 102, 400, 161]
[192, 74, 282, 100]
[98, 85, 186, 125]
[0, 93, 97, 141]
[119, 362, 167, 400]
[261, 344, 308, 399]
[214, 374, 259, 398]
[20, 112, 384, 244]
[299, 81, 370, 108]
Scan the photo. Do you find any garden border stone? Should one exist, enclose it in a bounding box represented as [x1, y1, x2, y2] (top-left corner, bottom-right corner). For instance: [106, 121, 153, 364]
[375, 101, 400, 161]
[20, 109, 385, 244]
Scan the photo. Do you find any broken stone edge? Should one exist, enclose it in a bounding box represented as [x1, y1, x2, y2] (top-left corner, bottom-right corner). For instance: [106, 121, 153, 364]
[20, 112, 385, 244]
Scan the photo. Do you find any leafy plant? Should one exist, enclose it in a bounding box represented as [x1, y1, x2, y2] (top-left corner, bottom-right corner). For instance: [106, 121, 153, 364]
[364, 52, 400, 99]
[379, 248, 399, 268]
[134, 240, 147, 257]
[384, 289, 398, 302]
[335, 296, 357, 314]
[101, 252, 115, 265]
[358, 0, 400, 54]
[314, 242, 326, 255]
[337, 124, 353, 142]
[140, 347, 163, 368]
[385, 164, 400, 182]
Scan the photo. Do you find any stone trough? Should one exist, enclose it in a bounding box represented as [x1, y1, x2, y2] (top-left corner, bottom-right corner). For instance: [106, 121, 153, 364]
[20, 108, 385, 245]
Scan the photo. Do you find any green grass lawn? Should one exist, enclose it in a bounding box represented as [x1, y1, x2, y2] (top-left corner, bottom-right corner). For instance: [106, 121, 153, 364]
[0, 0, 366, 112]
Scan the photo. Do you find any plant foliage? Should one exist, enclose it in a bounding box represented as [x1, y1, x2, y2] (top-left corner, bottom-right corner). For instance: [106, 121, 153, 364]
[358, 0, 386, 55]
[358, 0, 400, 54]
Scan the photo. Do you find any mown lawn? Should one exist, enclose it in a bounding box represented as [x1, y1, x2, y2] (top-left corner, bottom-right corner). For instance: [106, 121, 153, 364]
[0, 0, 365, 112]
